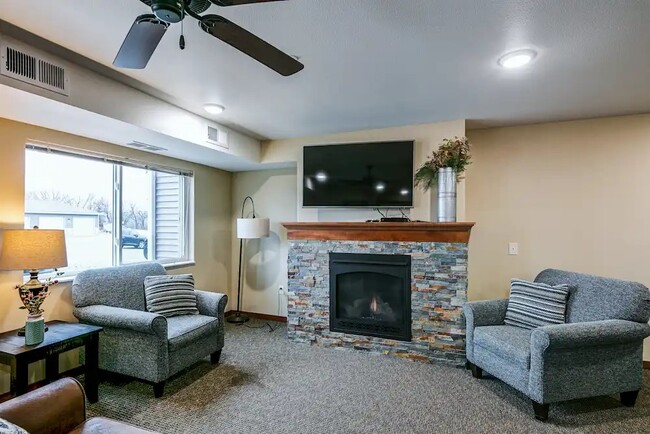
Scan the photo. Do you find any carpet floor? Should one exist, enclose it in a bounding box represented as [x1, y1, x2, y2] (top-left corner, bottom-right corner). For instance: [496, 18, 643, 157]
[87, 321, 650, 434]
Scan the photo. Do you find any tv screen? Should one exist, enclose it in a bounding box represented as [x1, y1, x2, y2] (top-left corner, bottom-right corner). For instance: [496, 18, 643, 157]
[303, 141, 414, 207]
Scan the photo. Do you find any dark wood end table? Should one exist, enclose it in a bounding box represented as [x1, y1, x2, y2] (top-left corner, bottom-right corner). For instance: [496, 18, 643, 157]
[0, 321, 102, 403]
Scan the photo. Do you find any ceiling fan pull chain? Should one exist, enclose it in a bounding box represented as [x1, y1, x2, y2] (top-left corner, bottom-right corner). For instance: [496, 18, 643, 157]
[179, 13, 186, 50]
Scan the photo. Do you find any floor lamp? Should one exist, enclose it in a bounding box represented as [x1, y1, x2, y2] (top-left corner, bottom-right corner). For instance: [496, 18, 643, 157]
[227, 196, 270, 324]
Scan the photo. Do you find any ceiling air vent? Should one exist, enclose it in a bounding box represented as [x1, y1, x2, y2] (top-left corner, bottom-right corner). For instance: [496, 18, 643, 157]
[207, 126, 229, 149]
[1, 44, 70, 96]
[125, 141, 167, 152]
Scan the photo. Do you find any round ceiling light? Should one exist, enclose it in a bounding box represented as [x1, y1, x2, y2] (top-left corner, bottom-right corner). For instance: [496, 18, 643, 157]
[203, 103, 225, 115]
[498, 49, 537, 69]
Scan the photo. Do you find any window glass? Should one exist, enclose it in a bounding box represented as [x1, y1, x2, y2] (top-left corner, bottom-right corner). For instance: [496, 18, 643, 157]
[24, 150, 113, 276]
[121, 166, 152, 264]
[24, 148, 191, 277]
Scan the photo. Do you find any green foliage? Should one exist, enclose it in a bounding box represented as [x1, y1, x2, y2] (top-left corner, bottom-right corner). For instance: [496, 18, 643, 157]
[414, 136, 472, 192]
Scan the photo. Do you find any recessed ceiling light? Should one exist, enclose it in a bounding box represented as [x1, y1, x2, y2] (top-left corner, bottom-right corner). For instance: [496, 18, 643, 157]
[315, 171, 328, 182]
[203, 103, 225, 115]
[400, 189, 410, 196]
[498, 49, 537, 69]
[375, 182, 386, 192]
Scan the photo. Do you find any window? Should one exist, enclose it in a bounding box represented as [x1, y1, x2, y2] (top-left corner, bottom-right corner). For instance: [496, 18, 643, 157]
[24, 147, 193, 277]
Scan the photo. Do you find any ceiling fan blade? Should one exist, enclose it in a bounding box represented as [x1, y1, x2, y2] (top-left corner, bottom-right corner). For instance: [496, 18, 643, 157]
[113, 14, 169, 69]
[210, 0, 285, 6]
[200, 15, 303, 76]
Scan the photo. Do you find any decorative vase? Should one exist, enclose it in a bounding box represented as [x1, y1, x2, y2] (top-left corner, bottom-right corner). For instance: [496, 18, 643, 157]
[437, 167, 457, 222]
[25, 314, 45, 345]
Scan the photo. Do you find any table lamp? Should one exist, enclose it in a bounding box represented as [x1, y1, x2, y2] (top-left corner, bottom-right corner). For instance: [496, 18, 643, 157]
[0, 228, 68, 345]
[228, 196, 270, 324]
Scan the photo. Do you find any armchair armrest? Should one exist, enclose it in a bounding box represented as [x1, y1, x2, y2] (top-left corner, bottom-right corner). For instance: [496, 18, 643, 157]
[531, 319, 650, 352]
[195, 290, 228, 319]
[74, 305, 167, 339]
[463, 299, 509, 363]
[463, 299, 509, 328]
[0, 378, 86, 434]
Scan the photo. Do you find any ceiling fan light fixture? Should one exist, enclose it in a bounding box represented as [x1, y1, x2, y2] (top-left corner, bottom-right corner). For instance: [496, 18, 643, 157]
[498, 49, 537, 69]
[151, 0, 185, 23]
[204, 103, 225, 115]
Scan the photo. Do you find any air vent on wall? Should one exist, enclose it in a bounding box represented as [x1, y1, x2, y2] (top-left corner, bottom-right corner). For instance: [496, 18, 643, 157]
[125, 141, 167, 152]
[1, 44, 70, 96]
[207, 126, 229, 149]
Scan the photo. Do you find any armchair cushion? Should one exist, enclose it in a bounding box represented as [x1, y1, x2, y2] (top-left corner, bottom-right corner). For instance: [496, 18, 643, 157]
[74, 305, 167, 339]
[167, 315, 219, 352]
[474, 325, 532, 369]
[504, 279, 570, 330]
[144, 274, 199, 317]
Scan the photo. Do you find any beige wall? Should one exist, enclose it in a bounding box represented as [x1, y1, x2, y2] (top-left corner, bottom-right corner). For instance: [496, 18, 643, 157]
[0, 118, 232, 393]
[229, 120, 466, 317]
[261, 120, 467, 223]
[231, 169, 297, 316]
[465, 114, 650, 361]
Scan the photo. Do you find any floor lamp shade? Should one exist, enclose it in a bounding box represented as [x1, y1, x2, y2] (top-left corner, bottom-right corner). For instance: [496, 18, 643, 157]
[237, 218, 270, 239]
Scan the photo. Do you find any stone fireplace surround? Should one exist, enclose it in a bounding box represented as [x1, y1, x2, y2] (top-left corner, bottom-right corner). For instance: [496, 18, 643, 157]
[282, 222, 474, 366]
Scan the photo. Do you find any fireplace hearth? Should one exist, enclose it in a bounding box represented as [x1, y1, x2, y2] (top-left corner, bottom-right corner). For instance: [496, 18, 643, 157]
[329, 253, 411, 341]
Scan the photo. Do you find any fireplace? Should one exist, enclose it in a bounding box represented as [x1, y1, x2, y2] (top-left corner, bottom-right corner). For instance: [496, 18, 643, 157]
[329, 253, 411, 341]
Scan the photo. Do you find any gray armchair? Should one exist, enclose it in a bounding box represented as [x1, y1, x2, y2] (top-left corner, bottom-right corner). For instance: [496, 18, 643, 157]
[464, 269, 650, 421]
[72, 263, 227, 397]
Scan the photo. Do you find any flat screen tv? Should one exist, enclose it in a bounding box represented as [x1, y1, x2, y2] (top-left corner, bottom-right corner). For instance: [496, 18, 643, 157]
[303, 141, 414, 207]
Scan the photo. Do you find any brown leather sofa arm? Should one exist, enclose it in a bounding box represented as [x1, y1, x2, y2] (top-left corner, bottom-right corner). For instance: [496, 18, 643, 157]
[0, 378, 86, 434]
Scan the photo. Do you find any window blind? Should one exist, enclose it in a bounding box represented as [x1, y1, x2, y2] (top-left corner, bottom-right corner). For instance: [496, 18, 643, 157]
[26, 143, 194, 178]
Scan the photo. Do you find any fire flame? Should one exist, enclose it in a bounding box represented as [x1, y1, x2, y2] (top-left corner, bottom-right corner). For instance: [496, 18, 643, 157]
[370, 295, 378, 314]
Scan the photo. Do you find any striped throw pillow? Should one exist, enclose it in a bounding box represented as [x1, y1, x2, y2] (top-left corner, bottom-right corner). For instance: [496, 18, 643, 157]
[504, 279, 570, 330]
[144, 274, 199, 317]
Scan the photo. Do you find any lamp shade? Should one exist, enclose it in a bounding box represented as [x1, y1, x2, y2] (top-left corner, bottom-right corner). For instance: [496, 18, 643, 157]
[237, 218, 270, 239]
[0, 229, 68, 271]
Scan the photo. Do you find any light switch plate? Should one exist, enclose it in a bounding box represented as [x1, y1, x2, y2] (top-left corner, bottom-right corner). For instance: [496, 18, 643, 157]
[508, 242, 519, 255]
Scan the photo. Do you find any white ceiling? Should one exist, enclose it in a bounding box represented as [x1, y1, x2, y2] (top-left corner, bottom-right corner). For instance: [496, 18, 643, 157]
[1, 0, 650, 140]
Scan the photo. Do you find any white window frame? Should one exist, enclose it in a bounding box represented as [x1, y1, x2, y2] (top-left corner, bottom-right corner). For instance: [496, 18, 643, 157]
[24, 143, 195, 278]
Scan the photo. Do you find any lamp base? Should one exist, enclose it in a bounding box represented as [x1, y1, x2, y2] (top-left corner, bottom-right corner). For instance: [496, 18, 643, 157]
[226, 313, 250, 324]
[17, 325, 49, 337]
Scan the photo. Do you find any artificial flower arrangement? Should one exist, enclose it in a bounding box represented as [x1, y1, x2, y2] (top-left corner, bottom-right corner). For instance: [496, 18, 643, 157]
[414, 136, 472, 191]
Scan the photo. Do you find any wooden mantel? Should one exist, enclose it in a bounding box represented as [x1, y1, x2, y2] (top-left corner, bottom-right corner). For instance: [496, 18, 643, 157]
[281, 222, 475, 243]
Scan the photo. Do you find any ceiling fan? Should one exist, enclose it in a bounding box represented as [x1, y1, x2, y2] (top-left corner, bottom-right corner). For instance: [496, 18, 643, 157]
[113, 0, 304, 76]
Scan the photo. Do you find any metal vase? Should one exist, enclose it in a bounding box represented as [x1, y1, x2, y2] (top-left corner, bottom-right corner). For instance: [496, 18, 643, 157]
[437, 167, 457, 222]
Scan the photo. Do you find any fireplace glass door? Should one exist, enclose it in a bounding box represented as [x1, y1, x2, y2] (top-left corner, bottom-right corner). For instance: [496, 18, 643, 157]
[329, 253, 411, 341]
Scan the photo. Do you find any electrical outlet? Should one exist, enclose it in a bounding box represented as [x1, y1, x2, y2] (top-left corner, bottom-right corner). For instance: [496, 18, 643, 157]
[508, 242, 519, 255]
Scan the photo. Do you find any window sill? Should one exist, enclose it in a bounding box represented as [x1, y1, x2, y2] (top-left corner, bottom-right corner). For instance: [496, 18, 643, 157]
[162, 261, 196, 270]
[35, 261, 196, 285]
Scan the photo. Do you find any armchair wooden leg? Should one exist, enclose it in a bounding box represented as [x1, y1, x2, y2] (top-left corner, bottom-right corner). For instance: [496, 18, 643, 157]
[211, 350, 222, 365]
[620, 390, 639, 407]
[532, 401, 549, 421]
[153, 381, 165, 398]
[468, 362, 483, 379]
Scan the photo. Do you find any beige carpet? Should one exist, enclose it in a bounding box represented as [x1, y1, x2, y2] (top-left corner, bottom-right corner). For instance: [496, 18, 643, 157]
[87, 320, 650, 434]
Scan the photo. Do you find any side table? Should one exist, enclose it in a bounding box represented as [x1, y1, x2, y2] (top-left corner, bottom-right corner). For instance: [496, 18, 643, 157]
[0, 321, 102, 403]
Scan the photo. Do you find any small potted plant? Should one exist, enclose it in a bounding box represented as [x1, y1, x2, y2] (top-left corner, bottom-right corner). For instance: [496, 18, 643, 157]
[414, 136, 471, 222]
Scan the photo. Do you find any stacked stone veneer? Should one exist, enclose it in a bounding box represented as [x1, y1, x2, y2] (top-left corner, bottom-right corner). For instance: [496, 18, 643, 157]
[287, 240, 468, 366]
